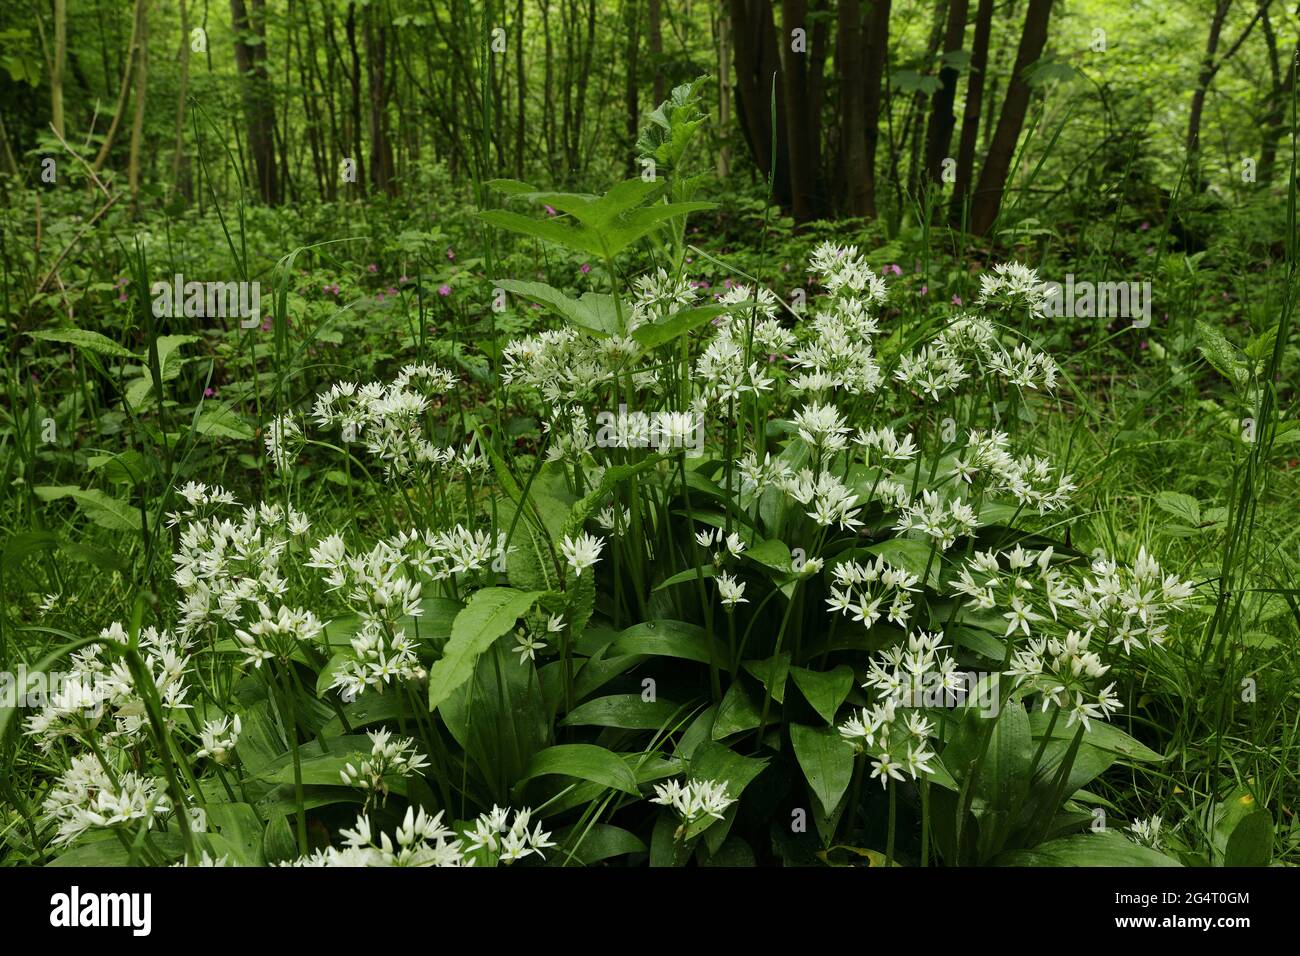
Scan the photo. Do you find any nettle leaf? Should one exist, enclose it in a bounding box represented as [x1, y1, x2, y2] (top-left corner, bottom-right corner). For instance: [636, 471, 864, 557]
[34, 485, 140, 532]
[29, 328, 138, 360]
[1195, 320, 1251, 387]
[494, 279, 622, 337]
[192, 404, 256, 440]
[427, 587, 543, 711]
[479, 209, 607, 258]
[790, 723, 855, 815]
[1153, 490, 1201, 528]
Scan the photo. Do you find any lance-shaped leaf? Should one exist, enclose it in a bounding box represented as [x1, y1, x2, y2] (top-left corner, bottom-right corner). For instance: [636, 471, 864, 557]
[427, 587, 543, 711]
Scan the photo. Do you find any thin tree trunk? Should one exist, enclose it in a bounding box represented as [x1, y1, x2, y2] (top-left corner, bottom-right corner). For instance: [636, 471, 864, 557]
[950, 0, 992, 225]
[231, 0, 280, 203]
[51, 0, 67, 138]
[969, 0, 1053, 236]
[92, 0, 143, 173]
[172, 0, 191, 197]
[924, 0, 968, 186]
[729, 0, 793, 208]
[1187, 0, 1234, 191]
[649, 0, 665, 104]
[127, 0, 149, 212]
[345, 1, 366, 194]
[716, 2, 732, 179]
[625, 0, 641, 176]
[515, 0, 527, 178]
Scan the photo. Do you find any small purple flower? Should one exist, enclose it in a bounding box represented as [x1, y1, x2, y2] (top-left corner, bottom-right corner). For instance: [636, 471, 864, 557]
[446, 248, 456, 261]
[951, 295, 963, 306]
[204, 387, 216, 398]
[888, 263, 902, 276]
[580, 263, 591, 275]
[438, 284, 451, 296]
[367, 263, 378, 274]
[544, 204, 558, 217]
[1140, 221, 1150, 231]
[919, 285, 928, 297]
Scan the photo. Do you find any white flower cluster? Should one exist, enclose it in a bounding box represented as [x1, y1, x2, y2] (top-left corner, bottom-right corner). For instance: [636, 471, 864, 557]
[286, 804, 553, 867]
[340, 730, 431, 806]
[25, 623, 192, 753]
[171, 493, 312, 636]
[650, 778, 736, 825]
[949, 544, 1195, 730]
[193, 714, 241, 764]
[310, 364, 482, 479]
[838, 631, 946, 787]
[329, 620, 427, 700]
[826, 555, 921, 630]
[41, 753, 171, 846]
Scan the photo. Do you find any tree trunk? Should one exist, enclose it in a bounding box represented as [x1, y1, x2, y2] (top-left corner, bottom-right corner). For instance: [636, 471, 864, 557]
[649, 0, 665, 104]
[625, 0, 641, 176]
[172, 0, 191, 198]
[1259, 11, 1299, 186]
[729, 0, 792, 208]
[127, 0, 149, 212]
[51, 0, 67, 138]
[231, 0, 280, 204]
[515, 0, 527, 178]
[364, 1, 395, 195]
[780, 0, 826, 221]
[969, 0, 1053, 236]
[92, 0, 143, 173]
[345, 1, 366, 194]
[1186, 0, 1233, 192]
[924, 0, 968, 186]
[861, 0, 891, 217]
[716, 3, 732, 179]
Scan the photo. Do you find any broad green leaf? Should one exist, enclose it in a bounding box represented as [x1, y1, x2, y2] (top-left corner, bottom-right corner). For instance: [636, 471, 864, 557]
[513, 744, 640, 798]
[789, 665, 855, 725]
[712, 680, 763, 739]
[995, 831, 1183, 866]
[427, 587, 542, 711]
[560, 694, 684, 730]
[631, 304, 728, 349]
[494, 279, 622, 337]
[551, 823, 647, 865]
[607, 619, 725, 668]
[790, 723, 855, 815]
[479, 209, 606, 258]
